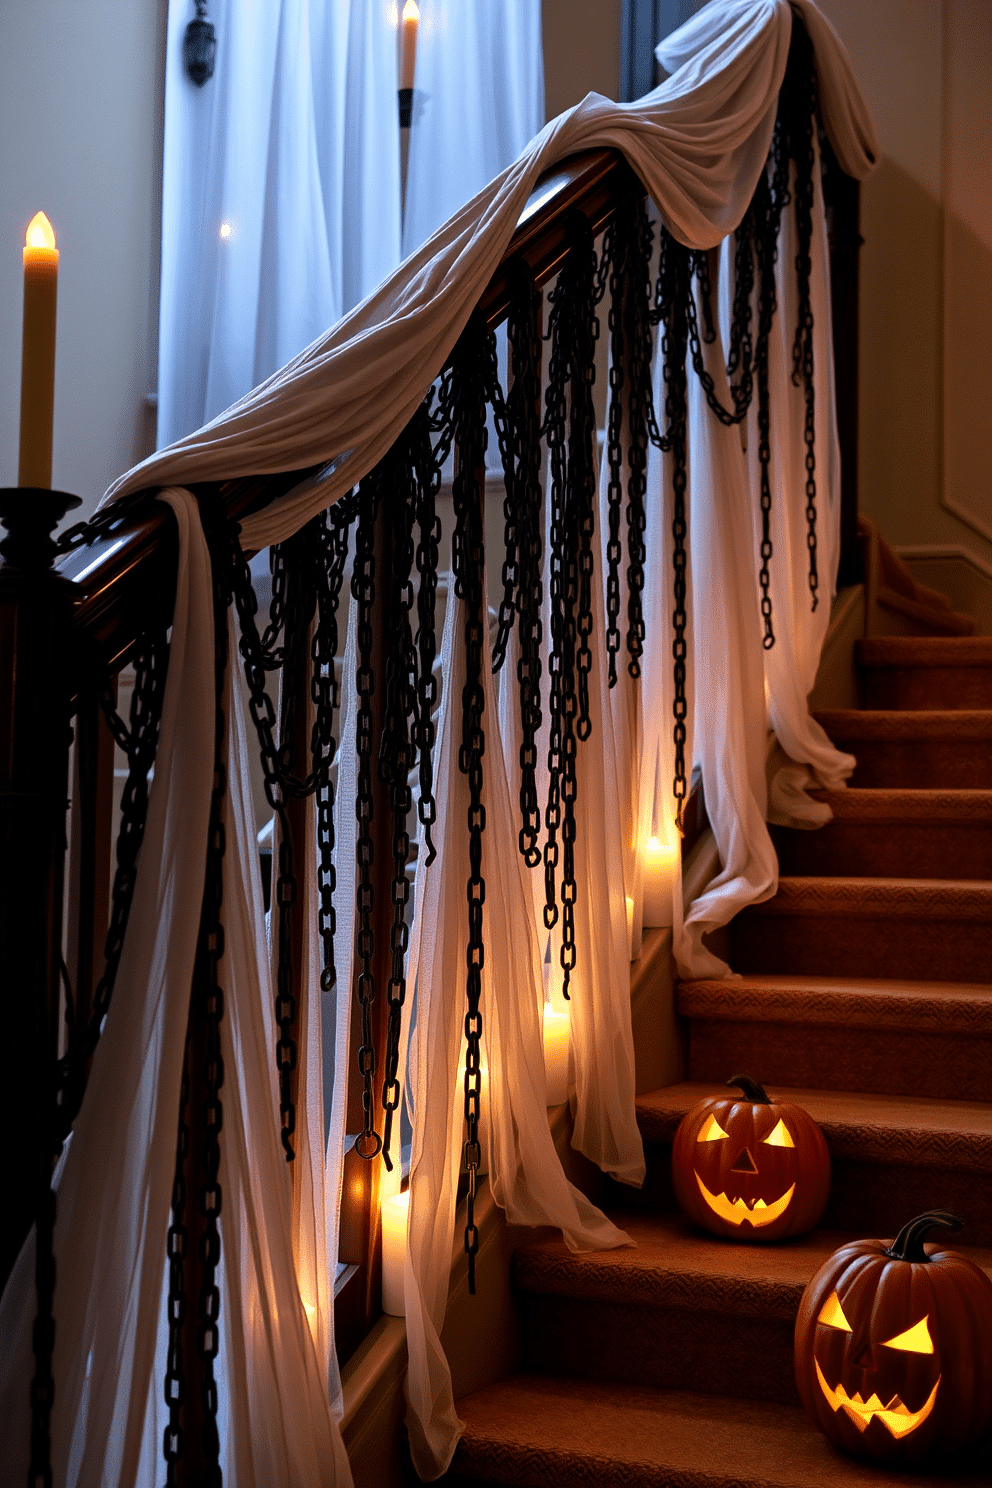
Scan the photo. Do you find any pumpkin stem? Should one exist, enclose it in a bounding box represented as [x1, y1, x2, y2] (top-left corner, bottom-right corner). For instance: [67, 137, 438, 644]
[726, 1074, 771, 1104]
[885, 1210, 964, 1263]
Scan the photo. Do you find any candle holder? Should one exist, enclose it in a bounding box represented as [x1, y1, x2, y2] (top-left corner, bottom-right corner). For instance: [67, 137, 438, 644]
[398, 86, 414, 127]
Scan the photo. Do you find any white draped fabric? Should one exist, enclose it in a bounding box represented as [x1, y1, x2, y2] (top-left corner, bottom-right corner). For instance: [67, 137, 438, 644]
[157, 0, 402, 447]
[0, 4, 879, 1485]
[401, 0, 545, 258]
[404, 582, 631, 1480]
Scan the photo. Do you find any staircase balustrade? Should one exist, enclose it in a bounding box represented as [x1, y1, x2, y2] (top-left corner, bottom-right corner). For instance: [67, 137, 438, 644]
[0, 41, 863, 1481]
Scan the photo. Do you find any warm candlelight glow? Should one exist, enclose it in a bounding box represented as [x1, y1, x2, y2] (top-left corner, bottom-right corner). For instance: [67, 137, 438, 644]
[382, 1189, 410, 1317]
[18, 210, 60, 488]
[643, 836, 677, 928]
[25, 211, 56, 252]
[543, 1003, 570, 1106]
[402, 0, 420, 21]
[219, 221, 232, 240]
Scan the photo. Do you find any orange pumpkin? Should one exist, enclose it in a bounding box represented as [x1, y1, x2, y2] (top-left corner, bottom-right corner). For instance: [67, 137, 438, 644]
[795, 1210, 992, 1464]
[671, 1075, 830, 1241]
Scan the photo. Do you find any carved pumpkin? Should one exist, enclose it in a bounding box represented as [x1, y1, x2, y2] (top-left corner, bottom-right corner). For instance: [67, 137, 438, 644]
[671, 1075, 830, 1241]
[795, 1211, 992, 1464]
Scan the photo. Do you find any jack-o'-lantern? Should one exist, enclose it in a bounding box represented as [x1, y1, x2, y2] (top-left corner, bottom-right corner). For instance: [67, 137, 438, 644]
[671, 1075, 830, 1241]
[795, 1211, 992, 1464]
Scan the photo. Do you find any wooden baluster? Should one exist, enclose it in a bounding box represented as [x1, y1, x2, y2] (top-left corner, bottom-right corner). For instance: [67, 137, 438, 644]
[822, 139, 863, 588]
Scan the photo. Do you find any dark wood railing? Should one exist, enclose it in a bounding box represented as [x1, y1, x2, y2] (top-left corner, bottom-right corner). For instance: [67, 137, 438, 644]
[0, 129, 861, 1450]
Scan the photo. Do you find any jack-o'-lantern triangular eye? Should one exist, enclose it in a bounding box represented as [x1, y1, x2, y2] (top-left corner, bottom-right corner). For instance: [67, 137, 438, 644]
[762, 1118, 794, 1148]
[817, 1291, 853, 1332]
[881, 1315, 934, 1354]
[697, 1113, 730, 1143]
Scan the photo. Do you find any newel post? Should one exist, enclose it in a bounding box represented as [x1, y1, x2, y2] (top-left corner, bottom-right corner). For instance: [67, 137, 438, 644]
[0, 488, 80, 1294]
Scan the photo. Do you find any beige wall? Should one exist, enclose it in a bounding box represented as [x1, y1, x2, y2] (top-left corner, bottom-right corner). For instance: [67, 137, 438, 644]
[818, 0, 992, 577]
[542, 0, 623, 118]
[0, 0, 167, 518]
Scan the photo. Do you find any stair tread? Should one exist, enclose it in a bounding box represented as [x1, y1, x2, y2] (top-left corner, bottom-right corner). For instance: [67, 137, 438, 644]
[801, 787, 992, 822]
[814, 707, 992, 739]
[451, 1375, 988, 1487]
[744, 875, 992, 919]
[635, 1082, 992, 1169]
[513, 1211, 992, 1314]
[678, 974, 992, 1032]
[857, 636, 992, 668]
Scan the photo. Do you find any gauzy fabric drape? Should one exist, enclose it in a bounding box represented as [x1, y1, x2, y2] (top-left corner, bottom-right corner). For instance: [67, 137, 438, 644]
[401, 0, 545, 258]
[112, 0, 877, 546]
[403, 581, 631, 1480]
[1, 4, 880, 1484]
[157, 0, 402, 447]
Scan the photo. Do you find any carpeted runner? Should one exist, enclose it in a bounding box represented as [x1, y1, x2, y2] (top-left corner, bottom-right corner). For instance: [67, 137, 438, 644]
[812, 709, 992, 788]
[680, 973, 992, 1100]
[442, 632, 992, 1483]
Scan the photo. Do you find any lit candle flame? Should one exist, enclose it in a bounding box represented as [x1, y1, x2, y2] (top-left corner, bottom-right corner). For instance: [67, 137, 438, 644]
[402, 0, 420, 21]
[219, 222, 232, 240]
[25, 211, 56, 251]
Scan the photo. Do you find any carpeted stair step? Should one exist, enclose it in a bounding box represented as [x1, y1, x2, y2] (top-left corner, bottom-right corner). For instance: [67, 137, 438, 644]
[732, 875, 992, 983]
[442, 1375, 989, 1487]
[769, 788, 992, 879]
[631, 1082, 992, 1246]
[680, 974, 992, 1101]
[813, 708, 992, 788]
[857, 636, 992, 710]
[512, 1211, 992, 1407]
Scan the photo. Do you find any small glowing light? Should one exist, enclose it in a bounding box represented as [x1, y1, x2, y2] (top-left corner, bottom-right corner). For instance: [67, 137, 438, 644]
[387, 2, 399, 26]
[646, 835, 675, 859]
[402, 0, 420, 21]
[818, 1290, 854, 1332]
[25, 211, 56, 251]
[219, 221, 233, 240]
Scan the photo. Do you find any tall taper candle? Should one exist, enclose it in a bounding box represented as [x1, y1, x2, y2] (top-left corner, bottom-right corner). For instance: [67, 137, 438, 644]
[18, 212, 59, 489]
[399, 0, 420, 92]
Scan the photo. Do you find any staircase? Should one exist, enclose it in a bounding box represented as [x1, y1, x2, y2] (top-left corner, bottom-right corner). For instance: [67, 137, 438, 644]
[440, 634, 992, 1486]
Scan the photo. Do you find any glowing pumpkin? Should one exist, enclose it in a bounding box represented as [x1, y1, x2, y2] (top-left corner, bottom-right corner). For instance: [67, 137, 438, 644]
[671, 1075, 830, 1241]
[795, 1210, 992, 1464]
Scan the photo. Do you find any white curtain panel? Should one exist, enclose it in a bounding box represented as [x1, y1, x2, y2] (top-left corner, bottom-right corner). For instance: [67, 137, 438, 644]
[402, 0, 545, 258]
[157, 0, 402, 447]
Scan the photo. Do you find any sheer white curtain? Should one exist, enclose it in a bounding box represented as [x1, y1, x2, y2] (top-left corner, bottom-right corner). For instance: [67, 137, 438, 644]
[158, 0, 402, 448]
[402, 0, 544, 258]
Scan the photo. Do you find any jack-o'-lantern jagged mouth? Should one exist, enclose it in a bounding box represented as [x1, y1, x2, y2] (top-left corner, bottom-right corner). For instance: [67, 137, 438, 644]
[693, 1173, 795, 1227]
[814, 1360, 940, 1438]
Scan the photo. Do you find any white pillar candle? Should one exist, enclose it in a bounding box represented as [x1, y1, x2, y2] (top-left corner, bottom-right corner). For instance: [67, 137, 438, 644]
[381, 1189, 410, 1317]
[643, 836, 677, 928]
[543, 1003, 570, 1106]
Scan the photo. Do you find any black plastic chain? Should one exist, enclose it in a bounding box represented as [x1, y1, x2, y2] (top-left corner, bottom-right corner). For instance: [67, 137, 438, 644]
[314, 513, 351, 992]
[351, 482, 383, 1163]
[449, 316, 490, 1292]
[540, 211, 601, 998]
[55, 622, 170, 1146]
[412, 406, 441, 869]
[163, 1061, 190, 1478]
[653, 227, 693, 829]
[505, 273, 545, 867]
[378, 439, 418, 1172]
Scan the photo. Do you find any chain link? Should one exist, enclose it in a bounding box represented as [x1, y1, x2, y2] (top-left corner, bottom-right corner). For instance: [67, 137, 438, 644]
[450, 316, 490, 1292]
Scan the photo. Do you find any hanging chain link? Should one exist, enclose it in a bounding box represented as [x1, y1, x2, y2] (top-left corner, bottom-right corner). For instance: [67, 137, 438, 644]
[450, 316, 490, 1292]
[163, 1060, 190, 1477]
[505, 273, 545, 867]
[351, 482, 383, 1162]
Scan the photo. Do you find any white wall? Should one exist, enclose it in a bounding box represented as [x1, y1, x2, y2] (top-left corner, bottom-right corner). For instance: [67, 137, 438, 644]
[0, 0, 168, 518]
